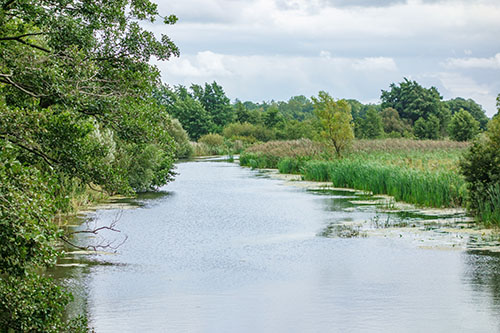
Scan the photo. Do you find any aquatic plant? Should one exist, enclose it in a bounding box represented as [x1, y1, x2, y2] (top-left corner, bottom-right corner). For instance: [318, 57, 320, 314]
[301, 158, 465, 208]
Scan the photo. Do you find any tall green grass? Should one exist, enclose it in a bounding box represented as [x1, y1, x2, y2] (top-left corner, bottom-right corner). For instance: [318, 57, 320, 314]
[476, 184, 500, 226]
[302, 159, 466, 207]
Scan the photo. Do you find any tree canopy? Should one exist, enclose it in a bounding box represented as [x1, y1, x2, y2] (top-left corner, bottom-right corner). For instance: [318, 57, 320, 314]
[0, 0, 180, 330]
[448, 109, 480, 142]
[381, 78, 451, 138]
[312, 91, 354, 156]
[446, 97, 489, 130]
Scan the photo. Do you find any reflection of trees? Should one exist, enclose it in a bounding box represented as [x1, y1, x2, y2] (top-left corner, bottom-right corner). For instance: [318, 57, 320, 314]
[464, 251, 500, 309]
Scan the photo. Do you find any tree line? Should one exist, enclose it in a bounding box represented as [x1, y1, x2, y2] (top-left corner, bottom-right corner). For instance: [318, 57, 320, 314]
[157, 78, 495, 147]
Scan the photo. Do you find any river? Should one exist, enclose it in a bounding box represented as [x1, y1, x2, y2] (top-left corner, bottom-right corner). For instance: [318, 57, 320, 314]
[55, 159, 500, 332]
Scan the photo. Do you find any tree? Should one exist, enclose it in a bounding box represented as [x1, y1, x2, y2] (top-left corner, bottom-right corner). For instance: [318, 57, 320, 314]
[157, 85, 213, 140]
[234, 100, 252, 123]
[381, 78, 451, 137]
[0, 0, 179, 330]
[191, 82, 234, 132]
[312, 91, 354, 156]
[380, 107, 411, 137]
[446, 97, 489, 130]
[263, 105, 284, 128]
[278, 95, 314, 121]
[460, 116, 500, 225]
[414, 115, 440, 140]
[495, 94, 500, 119]
[167, 119, 193, 159]
[356, 107, 384, 139]
[448, 109, 480, 141]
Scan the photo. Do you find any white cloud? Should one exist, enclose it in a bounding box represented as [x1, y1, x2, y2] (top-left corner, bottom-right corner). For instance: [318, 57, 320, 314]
[149, 0, 500, 116]
[352, 57, 397, 71]
[435, 72, 497, 117]
[157, 51, 399, 104]
[443, 53, 500, 70]
[160, 51, 232, 77]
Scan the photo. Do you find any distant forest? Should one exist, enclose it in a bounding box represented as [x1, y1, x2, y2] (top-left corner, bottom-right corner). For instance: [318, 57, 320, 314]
[157, 78, 495, 144]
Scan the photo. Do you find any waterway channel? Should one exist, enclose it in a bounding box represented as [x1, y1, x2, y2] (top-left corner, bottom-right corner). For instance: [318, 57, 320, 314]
[54, 159, 500, 332]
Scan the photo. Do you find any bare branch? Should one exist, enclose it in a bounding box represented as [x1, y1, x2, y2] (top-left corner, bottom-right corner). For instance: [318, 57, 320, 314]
[71, 224, 121, 234]
[63, 211, 128, 252]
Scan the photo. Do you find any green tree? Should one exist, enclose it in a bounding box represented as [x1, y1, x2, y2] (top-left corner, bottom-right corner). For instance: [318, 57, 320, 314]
[276, 119, 318, 140]
[448, 109, 480, 141]
[167, 119, 193, 159]
[0, 0, 179, 330]
[263, 105, 284, 128]
[356, 107, 384, 139]
[380, 107, 411, 136]
[191, 82, 234, 132]
[414, 115, 440, 140]
[460, 116, 500, 225]
[234, 100, 252, 123]
[278, 95, 314, 121]
[158, 85, 214, 140]
[495, 94, 500, 119]
[381, 78, 451, 137]
[446, 97, 489, 130]
[312, 91, 354, 156]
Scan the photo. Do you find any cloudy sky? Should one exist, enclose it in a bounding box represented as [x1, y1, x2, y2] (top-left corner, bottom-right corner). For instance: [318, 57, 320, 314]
[149, 0, 500, 117]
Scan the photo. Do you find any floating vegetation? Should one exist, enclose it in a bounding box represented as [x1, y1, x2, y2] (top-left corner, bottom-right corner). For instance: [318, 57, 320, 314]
[319, 223, 366, 238]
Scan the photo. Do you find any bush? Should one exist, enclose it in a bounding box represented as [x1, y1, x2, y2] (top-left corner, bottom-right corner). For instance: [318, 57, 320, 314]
[460, 117, 500, 225]
[196, 133, 228, 156]
[223, 122, 275, 142]
[167, 118, 193, 159]
[199, 133, 224, 147]
[448, 109, 480, 142]
[0, 145, 88, 332]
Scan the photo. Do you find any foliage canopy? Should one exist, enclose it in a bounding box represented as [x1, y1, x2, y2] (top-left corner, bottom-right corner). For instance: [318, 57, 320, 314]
[0, 0, 180, 330]
[312, 91, 354, 156]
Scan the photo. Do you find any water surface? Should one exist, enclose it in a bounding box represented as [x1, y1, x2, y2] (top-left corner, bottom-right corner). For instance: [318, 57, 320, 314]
[58, 160, 500, 332]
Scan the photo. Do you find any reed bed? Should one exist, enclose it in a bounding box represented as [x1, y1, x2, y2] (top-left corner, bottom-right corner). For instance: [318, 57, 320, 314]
[241, 138, 469, 208]
[351, 138, 469, 153]
[240, 139, 325, 169]
[301, 159, 466, 207]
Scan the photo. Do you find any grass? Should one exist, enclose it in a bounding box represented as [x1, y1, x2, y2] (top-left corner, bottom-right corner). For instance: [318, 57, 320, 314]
[241, 138, 469, 208]
[476, 184, 500, 227]
[301, 158, 466, 207]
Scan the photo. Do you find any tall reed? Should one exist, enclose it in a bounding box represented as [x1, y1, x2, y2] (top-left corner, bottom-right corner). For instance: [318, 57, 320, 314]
[302, 159, 466, 207]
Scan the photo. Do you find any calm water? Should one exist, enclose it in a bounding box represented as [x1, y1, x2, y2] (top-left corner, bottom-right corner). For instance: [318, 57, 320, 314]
[58, 160, 500, 332]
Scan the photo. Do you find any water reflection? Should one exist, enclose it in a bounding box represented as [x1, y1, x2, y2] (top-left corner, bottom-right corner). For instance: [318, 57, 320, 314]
[464, 251, 500, 310]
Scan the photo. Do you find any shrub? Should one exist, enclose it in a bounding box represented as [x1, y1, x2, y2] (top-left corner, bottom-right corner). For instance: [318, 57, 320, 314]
[448, 109, 480, 142]
[223, 122, 275, 142]
[199, 133, 224, 147]
[167, 118, 193, 158]
[460, 116, 500, 225]
[196, 133, 226, 156]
